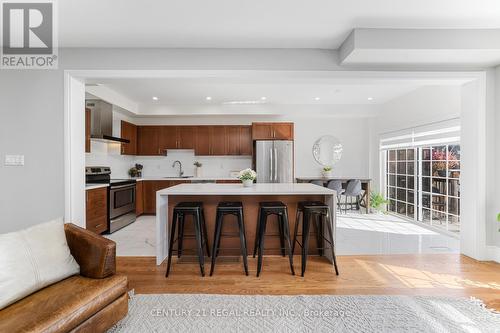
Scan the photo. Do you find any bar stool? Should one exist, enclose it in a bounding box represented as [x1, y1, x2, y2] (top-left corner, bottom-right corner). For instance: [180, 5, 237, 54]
[253, 201, 295, 277]
[210, 202, 248, 276]
[166, 202, 210, 277]
[292, 201, 339, 277]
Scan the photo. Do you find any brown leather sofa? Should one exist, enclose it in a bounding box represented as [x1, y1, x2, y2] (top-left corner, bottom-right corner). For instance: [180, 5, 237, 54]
[0, 224, 128, 333]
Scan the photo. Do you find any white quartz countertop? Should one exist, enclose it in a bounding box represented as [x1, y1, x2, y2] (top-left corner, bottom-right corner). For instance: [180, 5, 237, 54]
[158, 183, 336, 196]
[132, 177, 239, 181]
[86, 184, 109, 190]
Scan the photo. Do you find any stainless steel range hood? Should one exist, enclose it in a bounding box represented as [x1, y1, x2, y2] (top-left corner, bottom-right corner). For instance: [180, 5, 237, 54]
[85, 100, 130, 144]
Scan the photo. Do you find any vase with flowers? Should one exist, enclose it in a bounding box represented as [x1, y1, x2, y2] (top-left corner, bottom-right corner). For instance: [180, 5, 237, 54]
[238, 168, 257, 187]
[194, 161, 202, 177]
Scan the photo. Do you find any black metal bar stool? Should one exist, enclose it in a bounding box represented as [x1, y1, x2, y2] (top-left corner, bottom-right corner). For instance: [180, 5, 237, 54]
[292, 201, 339, 277]
[166, 202, 210, 277]
[210, 201, 248, 276]
[253, 201, 295, 277]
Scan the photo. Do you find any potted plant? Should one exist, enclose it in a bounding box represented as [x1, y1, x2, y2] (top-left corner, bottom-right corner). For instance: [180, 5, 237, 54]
[194, 161, 202, 177]
[370, 191, 389, 214]
[497, 213, 500, 232]
[135, 164, 143, 177]
[238, 168, 257, 187]
[322, 166, 333, 178]
[128, 164, 143, 178]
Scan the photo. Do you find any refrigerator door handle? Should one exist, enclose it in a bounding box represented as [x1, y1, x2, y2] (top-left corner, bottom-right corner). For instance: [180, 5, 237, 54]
[274, 148, 278, 181]
[269, 148, 274, 182]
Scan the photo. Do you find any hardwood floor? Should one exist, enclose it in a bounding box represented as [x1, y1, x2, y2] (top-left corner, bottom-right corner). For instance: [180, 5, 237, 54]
[117, 254, 500, 311]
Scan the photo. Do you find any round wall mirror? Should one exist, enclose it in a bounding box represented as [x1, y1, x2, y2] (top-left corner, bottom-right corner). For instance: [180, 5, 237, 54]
[312, 135, 343, 166]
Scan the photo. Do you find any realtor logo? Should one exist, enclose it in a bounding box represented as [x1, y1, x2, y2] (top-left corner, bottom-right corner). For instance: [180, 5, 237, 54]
[1, 0, 58, 69]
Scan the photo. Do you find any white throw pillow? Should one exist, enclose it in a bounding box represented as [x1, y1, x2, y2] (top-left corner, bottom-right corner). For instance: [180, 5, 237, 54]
[0, 218, 80, 310]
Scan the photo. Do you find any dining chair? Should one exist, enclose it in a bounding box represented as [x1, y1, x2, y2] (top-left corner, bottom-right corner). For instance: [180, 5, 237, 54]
[342, 179, 362, 213]
[310, 180, 324, 187]
[327, 180, 344, 211]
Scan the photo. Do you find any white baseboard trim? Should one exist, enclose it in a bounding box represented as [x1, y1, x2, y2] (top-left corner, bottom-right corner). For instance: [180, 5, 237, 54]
[486, 246, 500, 263]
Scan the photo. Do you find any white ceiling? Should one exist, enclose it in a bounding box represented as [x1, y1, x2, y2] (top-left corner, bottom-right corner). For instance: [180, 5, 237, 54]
[59, 0, 500, 49]
[87, 78, 422, 106]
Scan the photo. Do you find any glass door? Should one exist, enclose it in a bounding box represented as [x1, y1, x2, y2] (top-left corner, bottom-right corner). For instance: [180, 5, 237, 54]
[385, 144, 460, 234]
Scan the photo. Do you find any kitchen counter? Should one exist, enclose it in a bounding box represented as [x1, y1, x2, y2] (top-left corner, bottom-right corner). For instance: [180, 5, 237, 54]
[85, 184, 109, 190]
[131, 177, 239, 181]
[158, 183, 336, 195]
[156, 183, 337, 268]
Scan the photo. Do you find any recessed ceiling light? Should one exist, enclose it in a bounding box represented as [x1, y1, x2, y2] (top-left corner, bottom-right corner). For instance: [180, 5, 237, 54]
[206, 96, 212, 101]
[315, 97, 320, 101]
[367, 97, 374, 101]
[152, 96, 159, 101]
[261, 97, 267, 100]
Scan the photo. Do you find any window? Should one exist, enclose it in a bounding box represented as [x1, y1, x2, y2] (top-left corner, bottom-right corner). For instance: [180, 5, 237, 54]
[386, 148, 416, 219]
[385, 144, 460, 233]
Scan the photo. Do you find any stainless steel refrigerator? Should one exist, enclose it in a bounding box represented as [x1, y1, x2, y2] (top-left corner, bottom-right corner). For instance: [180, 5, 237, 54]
[255, 140, 294, 183]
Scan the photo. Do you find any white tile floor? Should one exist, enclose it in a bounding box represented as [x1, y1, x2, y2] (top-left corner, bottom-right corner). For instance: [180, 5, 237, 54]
[105, 212, 459, 257]
[336, 213, 459, 255]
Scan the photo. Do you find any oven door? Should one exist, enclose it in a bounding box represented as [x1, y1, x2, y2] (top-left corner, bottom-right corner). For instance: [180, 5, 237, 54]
[109, 184, 136, 219]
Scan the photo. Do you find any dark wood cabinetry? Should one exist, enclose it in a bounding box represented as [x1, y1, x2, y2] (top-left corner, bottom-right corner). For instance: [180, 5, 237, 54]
[159, 126, 178, 151]
[135, 124, 254, 156]
[85, 108, 91, 153]
[136, 181, 144, 216]
[252, 122, 294, 140]
[226, 125, 253, 155]
[178, 126, 196, 149]
[210, 126, 227, 155]
[143, 180, 189, 214]
[86, 187, 107, 234]
[215, 179, 241, 184]
[195, 126, 211, 155]
[137, 126, 161, 156]
[121, 120, 137, 155]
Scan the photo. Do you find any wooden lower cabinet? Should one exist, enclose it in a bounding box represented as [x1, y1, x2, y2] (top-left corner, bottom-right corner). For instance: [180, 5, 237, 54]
[136, 181, 144, 216]
[143, 180, 189, 214]
[215, 180, 241, 184]
[86, 187, 108, 234]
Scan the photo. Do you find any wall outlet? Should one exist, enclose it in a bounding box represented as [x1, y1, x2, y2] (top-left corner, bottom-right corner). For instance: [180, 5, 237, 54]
[5, 155, 24, 166]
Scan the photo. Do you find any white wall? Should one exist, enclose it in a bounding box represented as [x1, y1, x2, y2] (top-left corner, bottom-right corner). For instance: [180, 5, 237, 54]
[369, 85, 462, 192]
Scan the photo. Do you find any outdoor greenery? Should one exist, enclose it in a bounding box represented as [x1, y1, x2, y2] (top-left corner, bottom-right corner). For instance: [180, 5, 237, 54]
[370, 191, 389, 212]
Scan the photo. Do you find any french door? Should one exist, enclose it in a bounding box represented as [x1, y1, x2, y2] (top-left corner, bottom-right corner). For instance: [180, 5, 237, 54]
[386, 144, 461, 233]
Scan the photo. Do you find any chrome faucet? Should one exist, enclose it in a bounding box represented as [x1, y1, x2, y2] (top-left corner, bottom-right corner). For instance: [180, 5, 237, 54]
[172, 160, 184, 177]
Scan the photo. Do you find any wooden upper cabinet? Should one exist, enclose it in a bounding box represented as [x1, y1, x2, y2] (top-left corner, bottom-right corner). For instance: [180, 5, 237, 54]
[195, 126, 211, 155]
[85, 108, 91, 153]
[226, 125, 252, 156]
[121, 120, 137, 155]
[159, 126, 177, 152]
[210, 126, 227, 155]
[252, 123, 273, 140]
[137, 125, 254, 156]
[252, 122, 294, 140]
[137, 126, 161, 156]
[226, 126, 240, 155]
[178, 126, 196, 149]
[273, 123, 294, 140]
[239, 126, 253, 155]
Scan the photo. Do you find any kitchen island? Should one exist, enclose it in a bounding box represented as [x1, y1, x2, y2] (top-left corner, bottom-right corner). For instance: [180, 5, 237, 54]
[156, 183, 337, 266]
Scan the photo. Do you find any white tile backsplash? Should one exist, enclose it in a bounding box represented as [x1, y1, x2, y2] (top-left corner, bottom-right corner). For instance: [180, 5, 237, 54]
[136, 151, 252, 178]
[86, 144, 251, 179]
